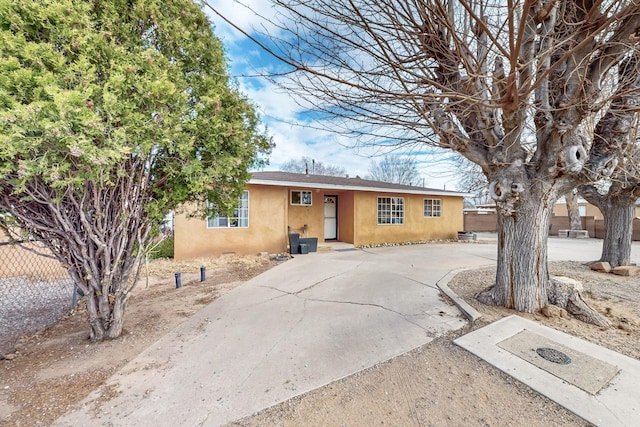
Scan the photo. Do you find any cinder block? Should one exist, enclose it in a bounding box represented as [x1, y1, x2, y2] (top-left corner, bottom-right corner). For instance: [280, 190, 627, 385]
[612, 266, 640, 276]
[590, 261, 612, 273]
[568, 230, 589, 239]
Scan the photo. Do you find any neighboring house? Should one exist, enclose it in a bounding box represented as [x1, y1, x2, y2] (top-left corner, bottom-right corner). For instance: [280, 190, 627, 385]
[552, 196, 604, 219]
[551, 196, 640, 219]
[174, 171, 470, 258]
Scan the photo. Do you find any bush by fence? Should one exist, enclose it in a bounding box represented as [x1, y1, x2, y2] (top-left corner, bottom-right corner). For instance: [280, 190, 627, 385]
[0, 238, 75, 356]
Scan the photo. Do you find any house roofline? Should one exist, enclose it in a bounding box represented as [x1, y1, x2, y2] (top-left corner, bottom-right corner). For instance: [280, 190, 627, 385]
[248, 178, 472, 198]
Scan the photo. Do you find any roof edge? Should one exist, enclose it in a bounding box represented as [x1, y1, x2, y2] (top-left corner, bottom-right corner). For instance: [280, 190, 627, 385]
[248, 178, 472, 198]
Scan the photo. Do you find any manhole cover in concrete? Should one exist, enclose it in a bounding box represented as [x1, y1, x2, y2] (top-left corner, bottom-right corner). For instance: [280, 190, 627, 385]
[536, 347, 571, 365]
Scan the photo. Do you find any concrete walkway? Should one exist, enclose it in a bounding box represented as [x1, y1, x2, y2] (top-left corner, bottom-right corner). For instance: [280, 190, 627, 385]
[456, 315, 640, 426]
[55, 238, 637, 426]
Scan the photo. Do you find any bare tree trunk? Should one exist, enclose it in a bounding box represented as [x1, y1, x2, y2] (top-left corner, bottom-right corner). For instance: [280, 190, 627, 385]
[600, 198, 635, 267]
[478, 190, 553, 312]
[85, 291, 106, 341]
[565, 190, 582, 230]
[107, 292, 128, 339]
[580, 185, 637, 268]
[478, 182, 609, 326]
[68, 269, 133, 341]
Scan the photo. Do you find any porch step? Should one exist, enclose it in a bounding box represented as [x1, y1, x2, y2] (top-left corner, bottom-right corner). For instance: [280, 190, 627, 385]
[317, 242, 356, 251]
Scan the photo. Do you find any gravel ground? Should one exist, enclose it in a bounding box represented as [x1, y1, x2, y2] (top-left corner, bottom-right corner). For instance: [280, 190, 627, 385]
[0, 276, 75, 355]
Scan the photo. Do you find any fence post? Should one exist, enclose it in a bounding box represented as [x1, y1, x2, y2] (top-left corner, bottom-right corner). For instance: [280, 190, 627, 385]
[71, 284, 82, 308]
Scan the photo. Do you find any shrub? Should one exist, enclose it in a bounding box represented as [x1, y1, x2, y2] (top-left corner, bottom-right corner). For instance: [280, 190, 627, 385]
[149, 237, 174, 259]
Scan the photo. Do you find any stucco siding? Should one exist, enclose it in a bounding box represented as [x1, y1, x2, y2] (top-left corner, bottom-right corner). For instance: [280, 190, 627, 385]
[174, 185, 288, 258]
[174, 182, 466, 258]
[352, 192, 463, 246]
[552, 202, 604, 219]
[337, 191, 355, 243]
[286, 189, 324, 240]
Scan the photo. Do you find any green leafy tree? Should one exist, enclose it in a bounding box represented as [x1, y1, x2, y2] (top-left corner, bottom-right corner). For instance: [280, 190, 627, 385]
[0, 0, 271, 340]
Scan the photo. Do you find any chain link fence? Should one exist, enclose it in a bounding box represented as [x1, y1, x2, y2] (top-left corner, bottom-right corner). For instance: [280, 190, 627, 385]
[0, 237, 76, 355]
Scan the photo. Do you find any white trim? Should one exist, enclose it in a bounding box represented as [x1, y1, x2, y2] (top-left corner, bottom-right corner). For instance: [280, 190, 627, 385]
[423, 198, 442, 218]
[207, 190, 250, 228]
[249, 178, 471, 198]
[377, 196, 405, 225]
[290, 189, 312, 206]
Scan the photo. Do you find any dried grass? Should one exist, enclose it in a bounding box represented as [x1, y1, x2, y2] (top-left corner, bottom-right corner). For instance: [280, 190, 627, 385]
[143, 255, 271, 278]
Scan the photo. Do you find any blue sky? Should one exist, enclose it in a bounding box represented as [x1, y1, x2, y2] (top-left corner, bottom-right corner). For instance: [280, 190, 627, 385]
[203, 1, 460, 190]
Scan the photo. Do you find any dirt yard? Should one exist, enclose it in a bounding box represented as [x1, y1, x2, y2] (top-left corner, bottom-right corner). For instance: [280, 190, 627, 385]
[1, 254, 639, 426]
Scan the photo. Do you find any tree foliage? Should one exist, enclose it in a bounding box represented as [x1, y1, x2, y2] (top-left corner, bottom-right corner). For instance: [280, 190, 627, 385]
[207, 0, 640, 325]
[281, 156, 346, 176]
[0, 0, 271, 340]
[367, 154, 421, 185]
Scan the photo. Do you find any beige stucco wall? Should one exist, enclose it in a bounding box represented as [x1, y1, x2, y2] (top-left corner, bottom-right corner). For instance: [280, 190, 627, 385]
[0, 230, 67, 279]
[552, 202, 604, 220]
[286, 189, 324, 240]
[174, 184, 465, 259]
[174, 185, 289, 259]
[337, 191, 355, 243]
[352, 193, 463, 247]
[287, 190, 357, 243]
[554, 203, 640, 220]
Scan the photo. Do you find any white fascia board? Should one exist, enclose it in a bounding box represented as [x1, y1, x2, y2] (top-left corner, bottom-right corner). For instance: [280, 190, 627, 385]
[248, 179, 472, 198]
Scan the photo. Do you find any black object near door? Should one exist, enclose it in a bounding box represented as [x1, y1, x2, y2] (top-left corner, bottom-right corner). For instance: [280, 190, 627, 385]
[289, 233, 318, 254]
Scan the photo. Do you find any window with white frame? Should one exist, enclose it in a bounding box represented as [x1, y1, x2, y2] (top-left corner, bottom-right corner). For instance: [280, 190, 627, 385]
[207, 191, 249, 228]
[424, 198, 442, 217]
[377, 196, 404, 225]
[290, 190, 312, 206]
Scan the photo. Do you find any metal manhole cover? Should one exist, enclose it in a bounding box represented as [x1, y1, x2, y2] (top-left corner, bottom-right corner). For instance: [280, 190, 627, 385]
[536, 347, 572, 365]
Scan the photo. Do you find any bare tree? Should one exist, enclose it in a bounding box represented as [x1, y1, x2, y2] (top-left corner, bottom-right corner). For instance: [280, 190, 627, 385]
[577, 55, 640, 267]
[206, 1, 640, 325]
[580, 149, 640, 267]
[581, 183, 639, 267]
[455, 155, 490, 207]
[367, 154, 421, 185]
[281, 156, 347, 176]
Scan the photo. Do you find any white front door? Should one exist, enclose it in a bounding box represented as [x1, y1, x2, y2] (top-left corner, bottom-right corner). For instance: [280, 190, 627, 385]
[324, 196, 337, 240]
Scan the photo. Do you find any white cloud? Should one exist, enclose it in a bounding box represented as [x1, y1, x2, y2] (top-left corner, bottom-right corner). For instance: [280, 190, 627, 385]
[200, 1, 461, 191]
[202, 0, 281, 43]
[239, 76, 458, 188]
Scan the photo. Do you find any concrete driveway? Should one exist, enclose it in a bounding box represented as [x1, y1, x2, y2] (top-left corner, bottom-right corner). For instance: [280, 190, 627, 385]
[55, 237, 633, 426]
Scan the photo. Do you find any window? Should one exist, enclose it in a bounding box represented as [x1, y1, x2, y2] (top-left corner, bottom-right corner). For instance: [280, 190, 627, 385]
[291, 190, 312, 206]
[424, 199, 442, 217]
[377, 197, 404, 225]
[579, 206, 587, 217]
[207, 191, 249, 228]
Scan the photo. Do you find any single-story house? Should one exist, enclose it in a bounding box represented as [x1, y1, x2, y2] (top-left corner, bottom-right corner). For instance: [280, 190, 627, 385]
[552, 196, 604, 219]
[552, 197, 640, 220]
[174, 171, 470, 258]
